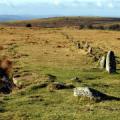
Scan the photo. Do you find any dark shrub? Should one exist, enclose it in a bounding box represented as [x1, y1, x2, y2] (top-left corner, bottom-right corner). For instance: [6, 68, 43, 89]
[108, 24, 120, 30]
[26, 23, 32, 27]
[79, 24, 85, 29]
[97, 26, 105, 30]
[87, 24, 94, 29]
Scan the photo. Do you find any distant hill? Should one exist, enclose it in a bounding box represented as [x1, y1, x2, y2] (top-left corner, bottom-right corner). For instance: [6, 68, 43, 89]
[0, 15, 57, 22]
[0, 15, 33, 22]
[2, 16, 120, 28]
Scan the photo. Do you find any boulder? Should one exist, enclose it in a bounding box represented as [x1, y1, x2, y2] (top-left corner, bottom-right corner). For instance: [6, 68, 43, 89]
[74, 87, 109, 101]
[106, 51, 116, 73]
[13, 78, 22, 89]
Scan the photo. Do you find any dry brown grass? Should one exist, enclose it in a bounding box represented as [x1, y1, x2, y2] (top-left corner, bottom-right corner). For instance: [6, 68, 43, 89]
[0, 27, 119, 78]
[64, 28, 120, 56]
[0, 26, 120, 120]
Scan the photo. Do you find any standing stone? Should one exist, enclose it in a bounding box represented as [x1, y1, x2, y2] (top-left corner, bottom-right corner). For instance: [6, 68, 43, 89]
[84, 42, 89, 51]
[81, 41, 85, 49]
[106, 51, 116, 73]
[100, 56, 106, 69]
[88, 47, 92, 54]
[76, 42, 81, 49]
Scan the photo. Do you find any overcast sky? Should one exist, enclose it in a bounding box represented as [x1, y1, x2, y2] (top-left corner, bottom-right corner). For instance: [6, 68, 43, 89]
[0, 0, 120, 17]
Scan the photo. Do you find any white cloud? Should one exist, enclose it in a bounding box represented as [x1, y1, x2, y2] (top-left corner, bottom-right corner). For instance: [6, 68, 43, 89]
[0, 0, 15, 8]
[53, 0, 61, 6]
[96, 1, 102, 7]
[0, 0, 118, 10]
[108, 2, 114, 8]
[0, 1, 3, 4]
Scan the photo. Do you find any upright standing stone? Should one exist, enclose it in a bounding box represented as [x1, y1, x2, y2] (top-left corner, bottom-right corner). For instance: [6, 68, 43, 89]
[100, 56, 106, 69]
[106, 51, 116, 73]
[88, 47, 92, 54]
[84, 42, 89, 50]
[76, 42, 81, 49]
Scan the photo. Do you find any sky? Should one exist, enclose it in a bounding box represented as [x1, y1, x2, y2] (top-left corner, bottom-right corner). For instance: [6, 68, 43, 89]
[0, 0, 120, 17]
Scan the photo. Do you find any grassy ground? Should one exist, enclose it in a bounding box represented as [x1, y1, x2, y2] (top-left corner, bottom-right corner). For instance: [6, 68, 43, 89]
[0, 27, 119, 120]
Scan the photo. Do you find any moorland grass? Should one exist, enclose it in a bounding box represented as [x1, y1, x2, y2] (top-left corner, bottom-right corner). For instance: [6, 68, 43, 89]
[0, 27, 119, 120]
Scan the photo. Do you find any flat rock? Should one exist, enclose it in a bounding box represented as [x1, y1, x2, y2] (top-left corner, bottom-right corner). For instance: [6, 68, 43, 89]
[47, 82, 66, 90]
[48, 82, 75, 90]
[73, 87, 118, 101]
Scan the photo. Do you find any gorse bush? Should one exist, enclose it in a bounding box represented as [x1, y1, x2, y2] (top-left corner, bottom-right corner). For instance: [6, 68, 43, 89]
[26, 23, 32, 27]
[108, 24, 120, 30]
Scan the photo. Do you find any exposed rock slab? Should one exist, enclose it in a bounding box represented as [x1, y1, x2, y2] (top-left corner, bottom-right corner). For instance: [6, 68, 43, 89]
[74, 87, 120, 101]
